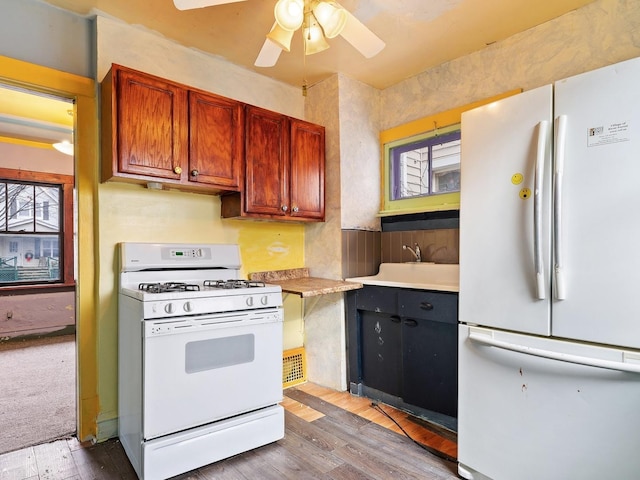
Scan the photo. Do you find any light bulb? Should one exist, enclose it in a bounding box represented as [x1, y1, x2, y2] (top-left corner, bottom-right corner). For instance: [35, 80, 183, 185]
[274, 0, 304, 31]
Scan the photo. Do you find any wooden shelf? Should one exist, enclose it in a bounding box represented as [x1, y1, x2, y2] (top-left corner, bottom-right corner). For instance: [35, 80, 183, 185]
[249, 268, 362, 298]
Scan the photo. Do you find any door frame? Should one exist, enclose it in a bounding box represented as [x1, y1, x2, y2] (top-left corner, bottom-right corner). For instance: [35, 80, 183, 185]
[0, 55, 98, 442]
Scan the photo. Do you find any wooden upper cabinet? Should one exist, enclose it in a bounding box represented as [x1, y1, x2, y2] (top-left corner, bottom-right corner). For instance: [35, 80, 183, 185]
[244, 106, 289, 217]
[101, 64, 241, 193]
[188, 91, 243, 189]
[289, 118, 325, 220]
[103, 65, 188, 182]
[221, 106, 325, 222]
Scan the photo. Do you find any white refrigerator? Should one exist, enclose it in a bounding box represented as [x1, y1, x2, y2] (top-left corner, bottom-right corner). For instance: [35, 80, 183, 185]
[458, 56, 640, 480]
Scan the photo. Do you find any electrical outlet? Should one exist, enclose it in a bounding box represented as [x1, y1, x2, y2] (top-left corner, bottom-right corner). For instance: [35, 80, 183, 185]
[6, 311, 12, 320]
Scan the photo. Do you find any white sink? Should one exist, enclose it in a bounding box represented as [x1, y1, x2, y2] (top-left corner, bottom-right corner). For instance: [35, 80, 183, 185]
[346, 263, 459, 292]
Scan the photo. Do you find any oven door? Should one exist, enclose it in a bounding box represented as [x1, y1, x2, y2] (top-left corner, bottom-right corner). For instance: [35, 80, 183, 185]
[142, 309, 283, 440]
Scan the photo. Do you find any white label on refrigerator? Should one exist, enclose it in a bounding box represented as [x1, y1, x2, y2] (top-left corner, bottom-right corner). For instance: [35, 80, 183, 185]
[587, 121, 630, 147]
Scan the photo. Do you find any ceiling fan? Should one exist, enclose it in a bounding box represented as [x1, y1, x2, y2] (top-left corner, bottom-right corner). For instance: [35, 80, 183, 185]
[173, 0, 386, 68]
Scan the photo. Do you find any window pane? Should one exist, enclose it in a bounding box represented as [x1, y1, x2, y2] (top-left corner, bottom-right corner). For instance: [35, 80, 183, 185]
[391, 131, 461, 200]
[431, 139, 461, 194]
[7, 183, 34, 232]
[398, 147, 428, 198]
[35, 186, 60, 232]
[0, 183, 5, 230]
[0, 234, 61, 284]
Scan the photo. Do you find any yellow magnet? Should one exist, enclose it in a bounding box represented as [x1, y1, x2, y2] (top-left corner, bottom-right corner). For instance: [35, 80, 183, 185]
[520, 188, 531, 200]
[511, 173, 524, 185]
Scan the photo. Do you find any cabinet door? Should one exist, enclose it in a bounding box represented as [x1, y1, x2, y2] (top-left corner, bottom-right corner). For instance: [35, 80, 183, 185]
[115, 67, 188, 180]
[402, 317, 457, 416]
[289, 119, 325, 220]
[244, 106, 288, 216]
[360, 311, 402, 397]
[188, 91, 243, 190]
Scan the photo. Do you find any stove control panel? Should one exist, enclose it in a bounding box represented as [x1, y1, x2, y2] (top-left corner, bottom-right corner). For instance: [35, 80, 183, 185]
[168, 247, 207, 259]
[142, 292, 283, 320]
[145, 309, 283, 336]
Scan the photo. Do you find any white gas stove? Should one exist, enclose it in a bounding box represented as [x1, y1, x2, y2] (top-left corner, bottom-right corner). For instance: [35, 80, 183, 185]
[118, 243, 285, 480]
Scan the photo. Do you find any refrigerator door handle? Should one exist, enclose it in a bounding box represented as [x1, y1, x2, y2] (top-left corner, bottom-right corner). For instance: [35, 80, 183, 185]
[469, 328, 640, 374]
[554, 115, 568, 300]
[534, 120, 549, 300]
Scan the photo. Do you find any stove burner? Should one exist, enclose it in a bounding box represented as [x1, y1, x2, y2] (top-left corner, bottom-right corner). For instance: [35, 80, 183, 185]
[138, 282, 201, 294]
[204, 279, 266, 289]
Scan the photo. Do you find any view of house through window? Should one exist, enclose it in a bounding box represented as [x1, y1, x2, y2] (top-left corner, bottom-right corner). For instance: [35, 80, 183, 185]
[390, 130, 461, 200]
[0, 180, 62, 284]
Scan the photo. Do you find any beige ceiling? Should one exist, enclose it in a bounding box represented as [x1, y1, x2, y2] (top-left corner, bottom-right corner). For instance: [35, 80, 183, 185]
[43, 0, 595, 90]
[0, 86, 73, 144]
[1, 0, 595, 144]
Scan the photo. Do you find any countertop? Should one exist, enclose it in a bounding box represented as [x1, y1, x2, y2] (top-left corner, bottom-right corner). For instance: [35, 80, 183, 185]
[249, 268, 363, 298]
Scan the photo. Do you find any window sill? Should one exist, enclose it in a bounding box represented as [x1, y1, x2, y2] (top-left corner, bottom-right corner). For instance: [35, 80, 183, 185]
[378, 202, 460, 217]
[0, 282, 76, 296]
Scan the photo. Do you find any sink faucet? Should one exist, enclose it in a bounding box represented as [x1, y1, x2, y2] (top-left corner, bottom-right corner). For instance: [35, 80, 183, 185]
[402, 243, 421, 262]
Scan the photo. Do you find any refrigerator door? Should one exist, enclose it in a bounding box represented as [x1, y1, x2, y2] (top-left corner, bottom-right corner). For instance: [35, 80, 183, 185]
[458, 325, 640, 480]
[552, 57, 640, 349]
[460, 85, 552, 335]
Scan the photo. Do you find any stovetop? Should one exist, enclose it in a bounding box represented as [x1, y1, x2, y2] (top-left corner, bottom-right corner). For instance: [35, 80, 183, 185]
[118, 243, 283, 315]
[137, 280, 267, 294]
[119, 278, 282, 304]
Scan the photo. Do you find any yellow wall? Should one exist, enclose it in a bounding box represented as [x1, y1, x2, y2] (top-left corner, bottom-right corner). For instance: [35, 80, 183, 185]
[0, 54, 98, 441]
[95, 185, 305, 438]
[0, 55, 307, 442]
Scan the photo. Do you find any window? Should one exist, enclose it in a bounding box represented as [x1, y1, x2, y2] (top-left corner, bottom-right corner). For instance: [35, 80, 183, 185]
[379, 90, 522, 215]
[0, 169, 74, 288]
[390, 130, 461, 200]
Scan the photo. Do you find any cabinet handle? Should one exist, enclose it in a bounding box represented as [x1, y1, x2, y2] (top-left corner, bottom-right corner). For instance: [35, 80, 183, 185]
[420, 302, 434, 310]
[404, 319, 418, 327]
[292, 206, 299, 213]
[390, 315, 401, 323]
[173, 166, 182, 174]
[191, 169, 199, 177]
[281, 205, 289, 212]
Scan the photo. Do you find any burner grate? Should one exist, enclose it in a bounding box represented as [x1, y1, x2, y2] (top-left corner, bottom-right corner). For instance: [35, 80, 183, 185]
[203, 279, 266, 289]
[138, 282, 201, 293]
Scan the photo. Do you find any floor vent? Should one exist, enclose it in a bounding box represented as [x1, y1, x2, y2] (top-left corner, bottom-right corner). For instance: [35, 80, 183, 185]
[283, 347, 306, 389]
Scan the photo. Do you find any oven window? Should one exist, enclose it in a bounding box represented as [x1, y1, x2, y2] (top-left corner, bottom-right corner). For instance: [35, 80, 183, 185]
[185, 334, 255, 374]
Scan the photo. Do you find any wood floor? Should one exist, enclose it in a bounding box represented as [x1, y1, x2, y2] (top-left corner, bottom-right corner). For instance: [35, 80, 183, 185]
[0, 383, 459, 480]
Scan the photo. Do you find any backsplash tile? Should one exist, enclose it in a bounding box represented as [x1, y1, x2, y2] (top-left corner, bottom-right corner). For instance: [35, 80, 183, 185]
[342, 220, 459, 279]
[382, 228, 459, 264]
[341, 230, 381, 278]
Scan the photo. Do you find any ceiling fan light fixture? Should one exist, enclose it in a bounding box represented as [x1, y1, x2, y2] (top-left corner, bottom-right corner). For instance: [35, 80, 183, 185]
[274, 0, 304, 31]
[304, 16, 330, 55]
[53, 140, 73, 156]
[266, 22, 295, 52]
[312, 1, 347, 38]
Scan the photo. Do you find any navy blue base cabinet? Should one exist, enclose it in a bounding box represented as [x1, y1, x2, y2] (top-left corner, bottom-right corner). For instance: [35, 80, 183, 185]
[346, 285, 458, 429]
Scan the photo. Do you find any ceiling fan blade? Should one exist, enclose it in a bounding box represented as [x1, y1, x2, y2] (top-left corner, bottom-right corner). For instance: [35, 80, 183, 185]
[173, 0, 246, 11]
[339, 10, 385, 58]
[255, 38, 284, 68]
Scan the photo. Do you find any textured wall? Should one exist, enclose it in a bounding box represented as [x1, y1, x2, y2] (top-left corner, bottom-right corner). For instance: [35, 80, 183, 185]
[303, 75, 347, 390]
[381, 0, 640, 130]
[337, 75, 382, 232]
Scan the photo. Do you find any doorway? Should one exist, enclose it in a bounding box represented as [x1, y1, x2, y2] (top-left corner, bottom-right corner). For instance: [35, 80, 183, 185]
[0, 83, 77, 454]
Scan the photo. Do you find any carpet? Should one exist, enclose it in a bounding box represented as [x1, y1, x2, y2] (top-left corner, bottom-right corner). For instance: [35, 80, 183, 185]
[0, 334, 76, 454]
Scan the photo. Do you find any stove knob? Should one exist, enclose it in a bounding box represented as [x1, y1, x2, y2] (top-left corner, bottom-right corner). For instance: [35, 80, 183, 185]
[246, 296, 254, 307]
[164, 303, 175, 314]
[261, 295, 269, 306]
[183, 302, 193, 313]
